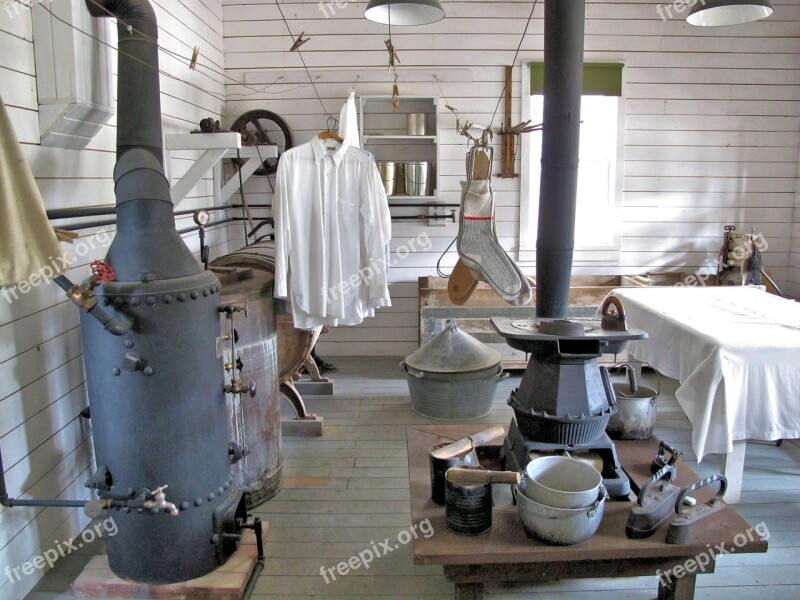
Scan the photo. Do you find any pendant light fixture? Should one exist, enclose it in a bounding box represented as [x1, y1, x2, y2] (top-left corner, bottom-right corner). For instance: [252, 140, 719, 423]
[365, 0, 445, 26]
[687, 0, 772, 26]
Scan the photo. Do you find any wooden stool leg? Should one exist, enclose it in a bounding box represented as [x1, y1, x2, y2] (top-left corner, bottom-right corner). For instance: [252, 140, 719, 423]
[455, 582, 485, 600]
[658, 573, 696, 600]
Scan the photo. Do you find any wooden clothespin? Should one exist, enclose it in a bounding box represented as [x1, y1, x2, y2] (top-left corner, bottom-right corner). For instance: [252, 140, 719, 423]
[384, 38, 400, 71]
[189, 47, 200, 71]
[54, 229, 80, 244]
[290, 32, 310, 52]
[392, 80, 400, 113]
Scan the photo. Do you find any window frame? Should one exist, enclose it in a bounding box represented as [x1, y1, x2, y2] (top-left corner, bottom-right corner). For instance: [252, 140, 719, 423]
[518, 63, 625, 266]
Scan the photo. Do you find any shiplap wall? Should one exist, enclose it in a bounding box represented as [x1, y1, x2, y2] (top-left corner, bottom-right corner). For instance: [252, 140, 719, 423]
[221, 0, 800, 356]
[0, 1, 233, 598]
[791, 150, 800, 298]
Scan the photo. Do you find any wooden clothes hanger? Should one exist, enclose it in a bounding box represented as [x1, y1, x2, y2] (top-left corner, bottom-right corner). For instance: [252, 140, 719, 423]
[318, 114, 343, 143]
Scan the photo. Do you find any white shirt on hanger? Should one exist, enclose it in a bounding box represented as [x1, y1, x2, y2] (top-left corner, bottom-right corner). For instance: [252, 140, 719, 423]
[273, 136, 391, 330]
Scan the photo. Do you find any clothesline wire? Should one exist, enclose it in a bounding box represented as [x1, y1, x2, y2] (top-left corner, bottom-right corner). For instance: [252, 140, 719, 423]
[273, 0, 339, 127]
[74, 0, 296, 99]
[488, 0, 538, 132]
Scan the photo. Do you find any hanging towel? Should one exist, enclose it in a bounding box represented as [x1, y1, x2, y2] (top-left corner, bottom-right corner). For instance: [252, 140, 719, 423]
[0, 95, 68, 287]
[338, 93, 361, 149]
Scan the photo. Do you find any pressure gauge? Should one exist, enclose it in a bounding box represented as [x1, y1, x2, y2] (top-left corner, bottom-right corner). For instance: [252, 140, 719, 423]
[193, 210, 210, 227]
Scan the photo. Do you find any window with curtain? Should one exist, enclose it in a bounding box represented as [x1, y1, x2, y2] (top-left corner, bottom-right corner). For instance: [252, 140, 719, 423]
[521, 63, 624, 261]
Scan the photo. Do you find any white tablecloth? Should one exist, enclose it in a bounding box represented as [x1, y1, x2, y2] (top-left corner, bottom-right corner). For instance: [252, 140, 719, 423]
[608, 286, 800, 460]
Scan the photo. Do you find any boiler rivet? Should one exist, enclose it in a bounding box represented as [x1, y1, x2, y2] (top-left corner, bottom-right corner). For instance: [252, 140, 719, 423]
[222, 482, 230, 490]
[207, 493, 215, 501]
[194, 498, 203, 506]
[180, 502, 190, 511]
[145, 296, 157, 306]
[112, 367, 121, 376]
[137, 508, 144, 514]
[150, 508, 159, 515]
[163, 294, 173, 304]
[143, 367, 154, 377]
[202, 289, 209, 297]
[123, 507, 131, 513]
[191, 291, 199, 299]
[102, 297, 111, 307]
[130, 297, 141, 307]
[177, 293, 187, 302]
[124, 340, 134, 349]
[114, 297, 125, 307]
[218, 487, 224, 495]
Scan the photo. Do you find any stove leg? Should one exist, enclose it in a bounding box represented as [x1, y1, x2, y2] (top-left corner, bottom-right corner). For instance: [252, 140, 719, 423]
[454, 582, 485, 600]
[658, 573, 696, 600]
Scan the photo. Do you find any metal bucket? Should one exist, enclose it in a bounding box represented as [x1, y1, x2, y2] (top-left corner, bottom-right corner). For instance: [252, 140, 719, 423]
[404, 161, 430, 196]
[606, 364, 659, 440]
[377, 161, 397, 196]
[217, 268, 282, 508]
[407, 113, 427, 136]
[445, 468, 492, 535]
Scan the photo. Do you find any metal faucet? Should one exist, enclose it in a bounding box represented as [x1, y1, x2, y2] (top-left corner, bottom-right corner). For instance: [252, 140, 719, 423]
[144, 485, 179, 517]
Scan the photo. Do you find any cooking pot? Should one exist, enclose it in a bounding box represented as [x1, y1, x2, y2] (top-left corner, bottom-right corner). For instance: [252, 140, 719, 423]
[515, 485, 607, 546]
[522, 455, 603, 509]
[401, 320, 507, 420]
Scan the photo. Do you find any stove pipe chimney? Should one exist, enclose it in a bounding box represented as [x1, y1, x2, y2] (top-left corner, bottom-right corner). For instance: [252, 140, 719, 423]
[81, 0, 245, 584]
[535, 0, 586, 318]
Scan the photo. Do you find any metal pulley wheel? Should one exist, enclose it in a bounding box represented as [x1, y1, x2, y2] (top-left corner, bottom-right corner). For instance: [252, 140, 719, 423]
[230, 109, 293, 176]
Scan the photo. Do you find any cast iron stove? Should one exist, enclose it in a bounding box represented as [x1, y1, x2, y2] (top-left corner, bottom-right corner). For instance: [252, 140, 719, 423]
[492, 308, 648, 500]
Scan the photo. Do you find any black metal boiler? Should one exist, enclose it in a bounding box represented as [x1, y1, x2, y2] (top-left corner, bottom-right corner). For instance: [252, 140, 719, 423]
[77, 0, 246, 584]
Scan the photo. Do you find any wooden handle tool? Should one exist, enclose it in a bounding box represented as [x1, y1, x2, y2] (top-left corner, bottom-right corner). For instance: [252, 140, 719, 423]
[430, 425, 506, 460]
[446, 468, 521, 486]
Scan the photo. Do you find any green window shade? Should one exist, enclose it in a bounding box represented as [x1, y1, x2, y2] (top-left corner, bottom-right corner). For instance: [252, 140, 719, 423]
[530, 63, 622, 96]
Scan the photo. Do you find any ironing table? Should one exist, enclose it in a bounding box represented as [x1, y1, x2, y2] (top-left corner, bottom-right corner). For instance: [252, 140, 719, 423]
[606, 286, 800, 502]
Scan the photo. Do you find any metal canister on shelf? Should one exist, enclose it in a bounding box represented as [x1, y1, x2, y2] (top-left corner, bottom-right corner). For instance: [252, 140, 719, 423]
[377, 162, 397, 196]
[407, 113, 427, 136]
[404, 161, 430, 197]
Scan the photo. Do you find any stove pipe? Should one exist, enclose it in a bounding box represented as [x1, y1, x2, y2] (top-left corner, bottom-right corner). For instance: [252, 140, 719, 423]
[81, 0, 244, 584]
[535, 0, 586, 318]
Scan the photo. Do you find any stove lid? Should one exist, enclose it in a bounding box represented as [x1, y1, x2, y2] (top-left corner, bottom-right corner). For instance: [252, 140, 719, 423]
[405, 319, 501, 374]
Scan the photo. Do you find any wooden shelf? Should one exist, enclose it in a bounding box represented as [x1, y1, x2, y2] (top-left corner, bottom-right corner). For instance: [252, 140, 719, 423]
[164, 133, 277, 206]
[363, 135, 437, 141]
[388, 195, 439, 201]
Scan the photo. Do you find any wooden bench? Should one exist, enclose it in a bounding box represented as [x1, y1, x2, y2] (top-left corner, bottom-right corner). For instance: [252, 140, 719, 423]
[407, 424, 768, 600]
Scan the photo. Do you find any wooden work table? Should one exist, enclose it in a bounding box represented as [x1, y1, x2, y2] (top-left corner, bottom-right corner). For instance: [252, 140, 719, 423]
[407, 425, 768, 600]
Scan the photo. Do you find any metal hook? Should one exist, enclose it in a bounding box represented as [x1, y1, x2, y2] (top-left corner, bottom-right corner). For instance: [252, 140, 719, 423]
[325, 114, 338, 132]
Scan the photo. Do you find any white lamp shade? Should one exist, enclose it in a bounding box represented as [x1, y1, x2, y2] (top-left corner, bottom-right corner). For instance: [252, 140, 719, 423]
[687, 0, 773, 26]
[364, 0, 446, 26]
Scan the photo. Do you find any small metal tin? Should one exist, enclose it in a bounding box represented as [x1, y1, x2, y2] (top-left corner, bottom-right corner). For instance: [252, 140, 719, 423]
[445, 468, 492, 536]
[429, 442, 479, 505]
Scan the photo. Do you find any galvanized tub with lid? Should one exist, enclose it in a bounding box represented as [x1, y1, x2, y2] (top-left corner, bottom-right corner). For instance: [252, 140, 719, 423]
[401, 320, 508, 420]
